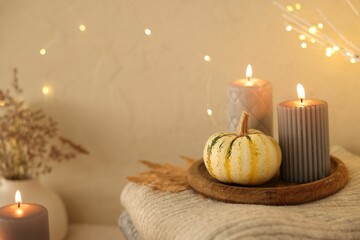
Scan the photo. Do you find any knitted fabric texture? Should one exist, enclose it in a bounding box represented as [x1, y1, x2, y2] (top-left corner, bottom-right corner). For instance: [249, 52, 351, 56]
[120, 146, 360, 240]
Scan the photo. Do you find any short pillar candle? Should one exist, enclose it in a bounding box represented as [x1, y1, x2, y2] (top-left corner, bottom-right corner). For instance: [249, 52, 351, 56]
[228, 64, 273, 136]
[0, 190, 50, 240]
[277, 84, 330, 183]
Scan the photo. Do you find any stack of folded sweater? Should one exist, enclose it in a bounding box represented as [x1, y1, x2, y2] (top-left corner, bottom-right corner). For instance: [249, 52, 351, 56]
[119, 146, 360, 240]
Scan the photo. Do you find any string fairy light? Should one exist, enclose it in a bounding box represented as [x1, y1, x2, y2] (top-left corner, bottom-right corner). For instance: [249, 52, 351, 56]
[33, 5, 222, 126]
[39, 48, 47, 55]
[79, 24, 87, 32]
[273, 0, 360, 63]
[203, 55, 211, 62]
[308, 26, 317, 34]
[42, 86, 51, 95]
[144, 28, 152, 36]
[285, 25, 293, 31]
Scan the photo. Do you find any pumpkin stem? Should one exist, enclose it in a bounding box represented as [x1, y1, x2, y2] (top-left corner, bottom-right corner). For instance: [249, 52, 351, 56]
[237, 111, 249, 136]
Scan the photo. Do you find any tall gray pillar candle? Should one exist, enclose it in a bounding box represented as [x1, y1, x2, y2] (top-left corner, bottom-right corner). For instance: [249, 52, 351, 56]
[228, 64, 273, 135]
[277, 84, 330, 183]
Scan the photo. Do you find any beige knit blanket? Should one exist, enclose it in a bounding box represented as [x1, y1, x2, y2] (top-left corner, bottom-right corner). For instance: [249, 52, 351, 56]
[120, 146, 360, 239]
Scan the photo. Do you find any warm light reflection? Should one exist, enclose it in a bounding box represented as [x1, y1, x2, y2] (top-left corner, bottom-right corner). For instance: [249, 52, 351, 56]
[16, 208, 23, 215]
[350, 58, 356, 63]
[297, 83, 305, 102]
[0, 100, 5, 106]
[295, 3, 301, 10]
[246, 64, 252, 79]
[317, 23, 324, 29]
[207, 109, 213, 116]
[301, 42, 307, 48]
[285, 25, 293, 31]
[310, 38, 316, 43]
[299, 35, 306, 40]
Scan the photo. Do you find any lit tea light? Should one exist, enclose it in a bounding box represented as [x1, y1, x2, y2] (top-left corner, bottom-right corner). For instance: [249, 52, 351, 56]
[299, 35, 306, 40]
[317, 23, 324, 29]
[350, 58, 356, 63]
[285, 25, 293, 32]
[207, 108, 213, 116]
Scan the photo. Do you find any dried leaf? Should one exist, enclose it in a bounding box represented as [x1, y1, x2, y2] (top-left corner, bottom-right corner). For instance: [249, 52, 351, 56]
[127, 157, 199, 193]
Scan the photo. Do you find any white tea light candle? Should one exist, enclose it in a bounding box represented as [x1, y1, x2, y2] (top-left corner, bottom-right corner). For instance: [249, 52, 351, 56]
[228, 64, 273, 135]
[277, 84, 330, 183]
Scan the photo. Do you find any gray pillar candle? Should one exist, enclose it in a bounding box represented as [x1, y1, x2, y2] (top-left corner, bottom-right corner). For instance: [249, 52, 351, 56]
[277, 84, 330, 183]
[0, 191, 49, 240]
[228, 65, 273, 136]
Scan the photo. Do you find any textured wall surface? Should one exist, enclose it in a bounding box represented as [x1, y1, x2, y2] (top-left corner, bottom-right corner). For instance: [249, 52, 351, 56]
[0, 0, 359, 224]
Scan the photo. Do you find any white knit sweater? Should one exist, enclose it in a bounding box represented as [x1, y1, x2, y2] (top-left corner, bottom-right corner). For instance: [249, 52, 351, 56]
[120, 146, 360, 239]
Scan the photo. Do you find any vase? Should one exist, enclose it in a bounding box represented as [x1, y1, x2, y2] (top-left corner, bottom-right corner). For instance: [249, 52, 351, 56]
[0, 178, 68, 240]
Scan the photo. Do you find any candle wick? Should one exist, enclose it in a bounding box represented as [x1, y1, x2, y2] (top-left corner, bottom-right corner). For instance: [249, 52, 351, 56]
[300, 98, 304, 103]
[247, 77, 250, 81]
[18, 203, 20, 208]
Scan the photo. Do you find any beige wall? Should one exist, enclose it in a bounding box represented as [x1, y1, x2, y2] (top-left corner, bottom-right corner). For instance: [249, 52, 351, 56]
[1, 0, 360, 224]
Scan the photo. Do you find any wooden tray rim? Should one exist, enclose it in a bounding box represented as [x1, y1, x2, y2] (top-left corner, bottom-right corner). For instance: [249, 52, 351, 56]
[187, 155, 348, 205]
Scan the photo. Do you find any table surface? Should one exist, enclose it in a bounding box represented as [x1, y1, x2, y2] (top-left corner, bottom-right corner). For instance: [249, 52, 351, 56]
[66, 224, 124, 240]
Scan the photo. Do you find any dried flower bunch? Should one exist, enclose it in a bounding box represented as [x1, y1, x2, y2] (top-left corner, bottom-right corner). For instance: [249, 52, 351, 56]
[0, 69, 89, 180]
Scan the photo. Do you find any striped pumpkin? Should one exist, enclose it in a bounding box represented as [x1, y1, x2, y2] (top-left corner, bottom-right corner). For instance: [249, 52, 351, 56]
[203, 112, 281, 185]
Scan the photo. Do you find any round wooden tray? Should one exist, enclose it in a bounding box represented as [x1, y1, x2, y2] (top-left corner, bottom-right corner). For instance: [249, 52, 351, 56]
[187, 156, 348, 205]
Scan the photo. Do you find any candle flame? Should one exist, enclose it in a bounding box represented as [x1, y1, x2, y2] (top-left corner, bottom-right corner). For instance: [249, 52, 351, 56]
[246, 64, 252, 80]
[297, 83, 305, 102]
[15, 190, 22, 207]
